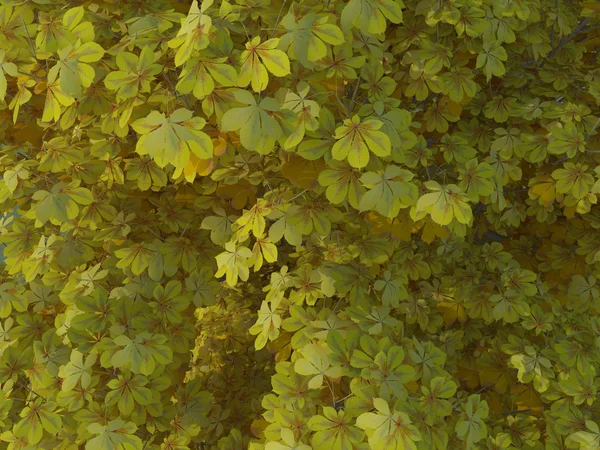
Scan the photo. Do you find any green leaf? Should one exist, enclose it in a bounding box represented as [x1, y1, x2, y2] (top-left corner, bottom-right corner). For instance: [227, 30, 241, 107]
[221, 90, 282, 154]
[132, 108, 213, 171]
[359, 165, 417, 217]
[58, 350, 97, 391]
[86, 419, 143, 450]
[332, 115, 391, 168]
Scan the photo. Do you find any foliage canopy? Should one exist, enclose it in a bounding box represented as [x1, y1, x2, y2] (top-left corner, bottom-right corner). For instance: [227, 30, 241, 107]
[1, 0, 600, 448]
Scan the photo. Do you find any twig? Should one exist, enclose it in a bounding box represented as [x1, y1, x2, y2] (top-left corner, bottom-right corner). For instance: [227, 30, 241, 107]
[585, 116, 600, 142]
[286, 189, 308, 203]
[179, 219, 193, 238]
[146, 227, 165, 242]
[549, 156, 569, 165]
[549, 0, 559, 47]
[20, 15, 37, 60]
[345, 75, 361, 118]
[141, 432, 157, 450]
[502, 408, 532, 416]
[270, 0, 286, 39]
[18, 381, 45, 401]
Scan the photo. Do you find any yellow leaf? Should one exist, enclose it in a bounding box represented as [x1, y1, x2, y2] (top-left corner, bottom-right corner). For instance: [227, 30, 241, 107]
[511, 384, 544, 414]
[250, 419, 268, 439]
[216, 180, 256, 210]
[529, 176, 556, 206]
[418, 217, 449, 244]
[282, 155, 326, 190]
[563, 205, 577, 218]
[238, 37, 290, 92]
[213, 135, 227, 156]
[437, 298, 468, 325]
[174, 184, 197, 204]
[182, 153, 213, 183]
[405, 380, 419, 393]
[583, 1, 600, 11]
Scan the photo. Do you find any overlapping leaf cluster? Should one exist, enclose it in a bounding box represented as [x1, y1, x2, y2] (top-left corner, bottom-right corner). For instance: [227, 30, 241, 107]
[1, 0, 600, 448]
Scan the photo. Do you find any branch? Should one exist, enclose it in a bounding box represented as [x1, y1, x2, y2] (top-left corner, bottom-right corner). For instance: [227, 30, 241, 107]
[540, 18, 590, 68]
[270, 0, 286, 39]
[586, 116, 600, 142]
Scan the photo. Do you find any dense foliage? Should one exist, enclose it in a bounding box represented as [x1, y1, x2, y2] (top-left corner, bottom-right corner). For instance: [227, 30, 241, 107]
[1, 0, 600, 448]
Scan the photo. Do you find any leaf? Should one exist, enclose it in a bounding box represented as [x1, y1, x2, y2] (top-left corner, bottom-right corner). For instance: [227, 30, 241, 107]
[0, 49, 18, 102]
[86, 419, 143, 450]
[49, 40, 105, 99]
[476, 41, 507, 82]
[177, 56, 238, 99]
[356, 398, 421, 450]
[104, 47, 162, 99]
[359, 165, 417, 217]
[58, 350, 97, 391]
[214, 242, 253, 287]
[238, 37, 290, 92]
[332, 115, 391, 168]
[416, 181, 472, 225]
[220, 90, 282, 153]
[455, 395, 489, 449]
[168, 0, 212, 66]
[341, 0, 404, 35]
[294, 343, 342, 389]
[111, 333, 173, 375]
[132, 108, 213, 171]
[280, 10, 345, 65]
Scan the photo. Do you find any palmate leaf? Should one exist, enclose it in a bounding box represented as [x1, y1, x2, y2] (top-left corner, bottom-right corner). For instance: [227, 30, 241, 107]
[215, 242, 253, 287]
[58, 349, 97, 391]
[249, 300, 282, 350]
[356, 398, 421, 450]
[13, 398, 62, 445]
[47, 39, 105, 99]
[0, 282, 27, 319]
[476, 41, 507, 82]
[104, 46, 162, 99]
[455, 395, 489, 449]
[415, 181, 473, 226]
[177, 56, 238, 99]
[341, 0, 404, 35]
[114, 243, 155, 276]
[318, 160, 364, 209]
[168, 0, 212, 67]
[547, 122, 586, 158]
[221, 90, 283, 154]
[420, 377, 458, 422]
[0, 49, 18, 102]
[294, 343, 342, 389]
[279, 9, 345, 66]
[265, 428, 311, 450]
[111, 332, 173, 375]
[570, 420, 600, 450]
[359, 165, 417, 218]
[31, 182, 93, 225]
[332, 115, 391, 168]
[308, 407, 364, 449]
[105, 373, 153, 416]
[86, 419, 143, 450]
[458, 159, 495, 201]
[238, 36, 290, 92]
[132, 108, 213, 171]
